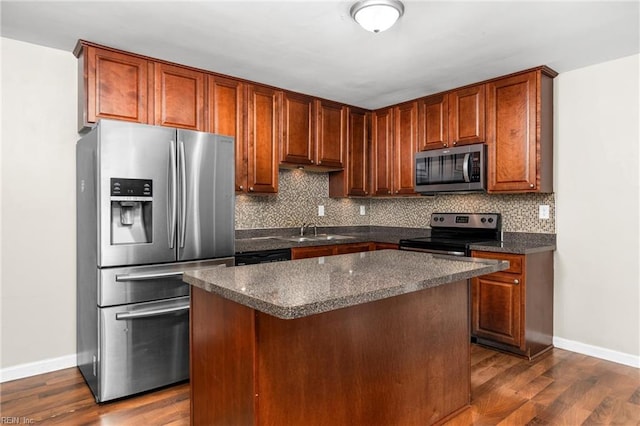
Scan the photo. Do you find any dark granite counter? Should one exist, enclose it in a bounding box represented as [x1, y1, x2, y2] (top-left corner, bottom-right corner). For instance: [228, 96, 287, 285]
[183, 250, 508, 319]
[234, 226, 555, 255]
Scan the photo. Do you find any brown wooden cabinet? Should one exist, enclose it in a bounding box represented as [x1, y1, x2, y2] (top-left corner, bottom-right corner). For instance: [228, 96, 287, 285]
[471, 250, 554, 360]
[153, 62, 205, 131]
[291, 242, 376, 259]
[418, 93, 448, 150]
[372, 242, 399, 250]
[76, 44, 150, 129]
[246, 84, 281, 194]
[448, 84, 485, 147]
[207, 75, 245, 192]
[486, 68, 556, 193]
[393, 101, 419, 195]
[280, 96, 346, 170]
[329, 107, 370, 197]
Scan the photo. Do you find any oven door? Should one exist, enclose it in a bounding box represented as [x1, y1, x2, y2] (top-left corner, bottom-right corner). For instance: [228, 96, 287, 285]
[414, 144, 486, 193]
[97, 296, 190, 402]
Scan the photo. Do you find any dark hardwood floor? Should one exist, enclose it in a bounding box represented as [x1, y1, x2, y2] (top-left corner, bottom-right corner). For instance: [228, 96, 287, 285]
[1, 345, 638, 425]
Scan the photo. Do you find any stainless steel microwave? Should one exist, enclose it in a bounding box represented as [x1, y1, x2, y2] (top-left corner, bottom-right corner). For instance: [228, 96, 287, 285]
[414, 144, 486, 194]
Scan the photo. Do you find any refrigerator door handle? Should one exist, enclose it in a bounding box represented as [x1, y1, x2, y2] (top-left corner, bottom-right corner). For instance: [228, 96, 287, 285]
[115, 303, 189, 320]
[178, 140, 187, 249]
[115, 271, 184, 282]
[169, 140, 177, 249]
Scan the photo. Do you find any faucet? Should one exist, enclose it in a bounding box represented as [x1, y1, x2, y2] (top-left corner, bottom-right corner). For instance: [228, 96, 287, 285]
[300, 222, 317, 237]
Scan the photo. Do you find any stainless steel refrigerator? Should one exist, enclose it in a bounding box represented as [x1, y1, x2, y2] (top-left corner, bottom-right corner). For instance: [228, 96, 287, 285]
[76, 119, 234, 402]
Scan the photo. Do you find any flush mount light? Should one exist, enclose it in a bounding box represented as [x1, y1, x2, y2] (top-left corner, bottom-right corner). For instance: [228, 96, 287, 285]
[350, 0, 405, 33]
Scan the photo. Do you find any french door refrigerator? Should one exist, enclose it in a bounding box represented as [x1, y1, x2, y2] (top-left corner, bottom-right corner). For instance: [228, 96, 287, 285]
[76, 119, 234, 402]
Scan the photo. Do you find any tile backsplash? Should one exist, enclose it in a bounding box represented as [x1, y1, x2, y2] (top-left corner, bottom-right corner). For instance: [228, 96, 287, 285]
[235, 169, 555, 233]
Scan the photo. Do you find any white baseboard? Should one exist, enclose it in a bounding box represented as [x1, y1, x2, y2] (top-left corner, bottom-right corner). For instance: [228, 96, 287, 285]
[0, 354, 77, 383]
[553, 336, 640, 368]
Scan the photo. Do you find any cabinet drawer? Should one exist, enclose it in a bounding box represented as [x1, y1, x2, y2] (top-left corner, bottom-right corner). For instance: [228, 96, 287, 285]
[471, 251, 523, 275]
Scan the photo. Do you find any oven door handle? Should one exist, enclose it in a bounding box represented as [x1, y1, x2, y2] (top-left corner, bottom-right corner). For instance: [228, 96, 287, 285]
[400, 246, 466, 256]
[116, 303, 189, 320]
[463, 153, 471, 182]
[115, 271, 184, 282]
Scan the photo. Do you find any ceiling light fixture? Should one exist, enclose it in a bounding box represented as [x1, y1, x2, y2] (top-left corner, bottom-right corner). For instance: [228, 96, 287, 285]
[350, 0, 405, 33]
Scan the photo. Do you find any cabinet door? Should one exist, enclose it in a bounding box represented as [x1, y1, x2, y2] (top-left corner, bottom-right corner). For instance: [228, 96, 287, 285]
[371, 108, 394, 196]
[393, 101, 418, 195]
[448, 84, 485, 146]
[83, 46, 150, 127]
[207, 76, 245, 192]
[316, 100, 346, 169]
[246, 85, 281, 194]
[281, 92, 314, 166]
[471, 274, 523, 348]
[347, 108, 370, 196]
[486, 71, 538, 192]
[419, 94, 448, 150]
[373, 242, 399, 250]
[154, 63, 205, 130]
[335, 242, 373, 254]
[291, 246, 336, 259]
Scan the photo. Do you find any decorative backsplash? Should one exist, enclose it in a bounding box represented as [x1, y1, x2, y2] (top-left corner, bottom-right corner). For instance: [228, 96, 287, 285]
[235, 169, 556, 233]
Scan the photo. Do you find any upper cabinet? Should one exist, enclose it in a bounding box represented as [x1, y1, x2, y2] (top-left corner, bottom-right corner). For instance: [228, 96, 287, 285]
[370, 102, 418, 197]
[246, 84, 281, 194]
[418, 94, 448, 151]
[486, 68, 556, 193]
[280, 94, 345, 170]
[207, 75, 245, 192]
[77, 45, 150, 129]
[153, 63, 205, 131]
[329, 107, 370, 197]
[448, 84, 485, 147]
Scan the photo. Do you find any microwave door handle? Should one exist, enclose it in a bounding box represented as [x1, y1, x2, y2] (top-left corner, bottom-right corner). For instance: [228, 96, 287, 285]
[168, 140, 177, 249]
[463, 153, 471, 182]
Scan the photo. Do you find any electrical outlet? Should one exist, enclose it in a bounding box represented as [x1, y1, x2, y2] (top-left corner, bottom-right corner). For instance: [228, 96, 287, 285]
[360, 205, 366, 215]
[318, 205, 325, 216]
[539, 205, 550, 220]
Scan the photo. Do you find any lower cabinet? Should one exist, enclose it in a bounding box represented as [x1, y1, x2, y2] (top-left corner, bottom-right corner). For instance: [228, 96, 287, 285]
[471, 250, 554, 360]
[291, 242, 384, 260]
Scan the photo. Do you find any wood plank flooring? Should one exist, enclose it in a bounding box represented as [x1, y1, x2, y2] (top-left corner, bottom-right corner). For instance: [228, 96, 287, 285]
[1, 345, 638, 425]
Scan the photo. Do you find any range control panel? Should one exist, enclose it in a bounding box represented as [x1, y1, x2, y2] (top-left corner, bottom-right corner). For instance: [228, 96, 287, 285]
[430, 213, 501, 230]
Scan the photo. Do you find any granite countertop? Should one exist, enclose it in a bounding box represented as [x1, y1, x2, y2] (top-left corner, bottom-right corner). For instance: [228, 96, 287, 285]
[184, 250, 509, 320]
[234, 226, 556, 255]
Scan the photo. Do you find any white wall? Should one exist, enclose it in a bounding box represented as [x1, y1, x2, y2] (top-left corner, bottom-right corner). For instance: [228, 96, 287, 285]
[554, 54, 640, 366]
[1, 38, 78, 374]
[0, 38, 638, 380]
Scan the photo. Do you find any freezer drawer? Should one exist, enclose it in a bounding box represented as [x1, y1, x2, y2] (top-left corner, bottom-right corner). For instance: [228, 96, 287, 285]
[97, 296, 190, 402]
[98, 258, 232, 306]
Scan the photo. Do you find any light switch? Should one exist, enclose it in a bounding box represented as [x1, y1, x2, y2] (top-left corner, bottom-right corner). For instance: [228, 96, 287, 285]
[539, 205, 550, 220]
[318, 205, 325, 216]
[360, 205, 366, 215]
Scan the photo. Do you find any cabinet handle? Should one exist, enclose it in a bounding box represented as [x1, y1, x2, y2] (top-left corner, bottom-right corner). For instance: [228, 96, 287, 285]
[239, 185, 244, 190]
[388, 190, 391, 194]
[318, 160, 322, 164]
[311, 160, 314, 164]
[452, 141, 457, 145]
[249, 187, 254, 192]
[395, 190, 399, 194]
[513, 279, 520, 285]
[529, 183, 534, 188]
[365, 191, 368, 195]
[443, 143, 448, 147]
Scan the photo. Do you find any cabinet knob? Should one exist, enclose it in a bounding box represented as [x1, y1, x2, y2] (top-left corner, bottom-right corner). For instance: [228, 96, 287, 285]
[311, 160, 314, 164]
[395, 190, 399, 194]
[529, 183, 534, 188]
[388, 190, 391, 194]
[452, 141, 457, 146]
[318, 160, 321, 164]
[239, 185, 244, 190]
[513, 279, 520, 285]
[365, 191, 368, 195]
[249, 187, 254, 192]
[443, 143, 448, 147]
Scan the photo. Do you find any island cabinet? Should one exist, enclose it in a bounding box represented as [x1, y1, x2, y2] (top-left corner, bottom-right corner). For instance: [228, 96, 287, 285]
[486, 68, 556, 193]
[280, 95, 346, 170]
[76, 44, 151, 129]
[470, 250, 554, 360]
[245, 84, 281, 194]
[371, 103, 418, 196]
[328, 107, 370, 197]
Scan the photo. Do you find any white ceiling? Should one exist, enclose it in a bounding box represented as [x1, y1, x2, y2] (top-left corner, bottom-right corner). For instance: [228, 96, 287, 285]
[1, 0, 639, 109]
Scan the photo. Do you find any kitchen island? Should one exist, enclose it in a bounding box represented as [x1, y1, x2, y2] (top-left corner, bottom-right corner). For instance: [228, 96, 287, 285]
[184, 250, 509, 426]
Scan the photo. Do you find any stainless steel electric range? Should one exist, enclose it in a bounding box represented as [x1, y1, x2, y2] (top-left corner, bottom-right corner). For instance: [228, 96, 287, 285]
[399, 213, 502, 256]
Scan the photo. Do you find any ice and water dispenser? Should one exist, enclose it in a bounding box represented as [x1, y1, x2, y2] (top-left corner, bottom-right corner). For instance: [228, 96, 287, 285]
[110, 178, 152, 244]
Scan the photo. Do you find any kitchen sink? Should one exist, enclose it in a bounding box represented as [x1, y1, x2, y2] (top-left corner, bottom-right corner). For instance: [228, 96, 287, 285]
[272, 234, 355, 243]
